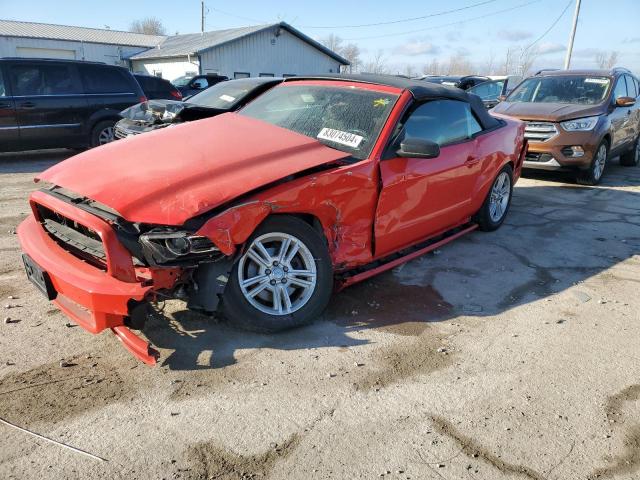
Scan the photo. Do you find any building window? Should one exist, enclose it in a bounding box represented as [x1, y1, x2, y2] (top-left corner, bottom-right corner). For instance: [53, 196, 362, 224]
[259, 73, 275, 77]
[282, 74, 296, 78]
[234, 72, 250, 79]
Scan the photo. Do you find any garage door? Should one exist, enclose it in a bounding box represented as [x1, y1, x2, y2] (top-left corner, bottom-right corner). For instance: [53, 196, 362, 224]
[16, 47, 76, 60]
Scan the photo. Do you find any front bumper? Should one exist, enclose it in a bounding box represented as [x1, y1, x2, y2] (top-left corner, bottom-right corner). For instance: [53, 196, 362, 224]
[17, 191, 163, 364]
[522, 131, 600, 171]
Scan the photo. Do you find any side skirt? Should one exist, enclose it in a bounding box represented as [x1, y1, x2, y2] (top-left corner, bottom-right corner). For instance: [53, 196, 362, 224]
[335, 223, 478, 291]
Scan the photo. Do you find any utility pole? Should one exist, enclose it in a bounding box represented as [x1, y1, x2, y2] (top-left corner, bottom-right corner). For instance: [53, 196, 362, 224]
[563, 0, 581, 69]
[201, 0, 205, 33]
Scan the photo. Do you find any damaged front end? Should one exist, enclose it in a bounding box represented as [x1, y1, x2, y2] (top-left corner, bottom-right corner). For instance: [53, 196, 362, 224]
[115, 100, 225, 139]
[17, 186, 232, 365]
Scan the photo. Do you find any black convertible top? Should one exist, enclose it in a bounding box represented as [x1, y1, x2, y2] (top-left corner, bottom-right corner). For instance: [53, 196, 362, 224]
[285, 73, 500, 130]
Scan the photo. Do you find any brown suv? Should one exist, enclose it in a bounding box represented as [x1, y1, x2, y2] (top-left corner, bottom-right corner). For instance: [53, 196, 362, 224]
[493, 68, 640, 184]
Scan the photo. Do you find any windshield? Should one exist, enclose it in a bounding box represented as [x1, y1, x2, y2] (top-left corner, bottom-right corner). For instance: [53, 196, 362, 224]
[172, 75, 193, 87]
[188, 79, 265, 109]
[239, 84, 398, 160]
[507, 76, 611, 105]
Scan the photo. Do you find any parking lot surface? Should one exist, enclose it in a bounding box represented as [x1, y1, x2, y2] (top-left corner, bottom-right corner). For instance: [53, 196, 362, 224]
[0, 150, 639, 480]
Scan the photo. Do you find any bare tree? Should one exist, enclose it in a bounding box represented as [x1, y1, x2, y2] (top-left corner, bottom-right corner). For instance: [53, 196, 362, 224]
[423, 58, 442, 75]
[595, 50, 619, 69]
[341, 43, 361, 73]
[319, 34, 344, 54]
[402, 64, 418, 78]
[129, 17, 167, 36]
[362, 50, 389, 74]
[446, 54, 474, 75]
[519, 46, 540, 76]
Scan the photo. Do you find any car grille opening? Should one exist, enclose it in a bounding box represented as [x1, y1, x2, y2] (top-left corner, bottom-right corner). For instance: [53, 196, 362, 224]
[35, 204, 107, 270]
[114, 125, 139, 139]
[525, 152, 555, 163]
[524, 121, 558, 142]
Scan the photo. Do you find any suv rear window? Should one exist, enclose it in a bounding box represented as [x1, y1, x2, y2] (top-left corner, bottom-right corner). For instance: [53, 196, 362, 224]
[80, 66, 135, 94]
[508, 75, 611, 105]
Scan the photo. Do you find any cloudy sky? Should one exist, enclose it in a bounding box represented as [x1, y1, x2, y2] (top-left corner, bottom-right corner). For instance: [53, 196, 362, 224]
[3, 0, 639, 73]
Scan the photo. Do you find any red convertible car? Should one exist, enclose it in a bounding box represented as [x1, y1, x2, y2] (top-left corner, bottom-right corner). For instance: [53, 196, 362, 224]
[18, 75, 526, 364]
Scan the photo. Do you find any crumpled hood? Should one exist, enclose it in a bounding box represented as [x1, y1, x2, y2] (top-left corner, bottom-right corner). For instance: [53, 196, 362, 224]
[492, 101, 605, 122]
[38, 113, 349, 225]
[120, 99, 188, 125]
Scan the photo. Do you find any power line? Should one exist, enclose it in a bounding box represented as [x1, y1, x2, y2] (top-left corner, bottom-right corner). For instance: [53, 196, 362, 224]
[343, 0, 542, 41]
[522, 0, 573, 53]
[208, 6, 268, 25]
[298, 0, 499, 29]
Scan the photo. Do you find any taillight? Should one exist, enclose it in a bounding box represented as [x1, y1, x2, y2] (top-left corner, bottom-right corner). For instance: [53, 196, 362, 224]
[171, 90, 183, 100]
[139, 96, 148, 103]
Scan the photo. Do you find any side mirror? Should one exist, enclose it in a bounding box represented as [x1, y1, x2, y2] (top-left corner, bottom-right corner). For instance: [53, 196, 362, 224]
[397, 138, 440, 159]
[616, 96, 636, 107]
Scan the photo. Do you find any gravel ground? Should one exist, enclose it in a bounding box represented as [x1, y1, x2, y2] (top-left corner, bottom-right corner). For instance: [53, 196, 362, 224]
[0, 149, 639, 480]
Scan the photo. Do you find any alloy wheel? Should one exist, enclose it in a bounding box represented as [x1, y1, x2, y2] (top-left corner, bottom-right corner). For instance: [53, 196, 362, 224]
[489, 171, 511, 223]
[593, 144, 607, 180]
[237, 232, 317, 316]
[98, 126, 115, 145]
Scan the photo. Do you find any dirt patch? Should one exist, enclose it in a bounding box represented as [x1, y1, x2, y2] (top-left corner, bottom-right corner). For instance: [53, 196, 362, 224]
[354, 327, 453, 390]
[431, 415, 545, 480]
[185, 433, 300, 480]
[588, 384, 640, 479]
[0, 354, 138, 427]
[330, 273, 452, 336]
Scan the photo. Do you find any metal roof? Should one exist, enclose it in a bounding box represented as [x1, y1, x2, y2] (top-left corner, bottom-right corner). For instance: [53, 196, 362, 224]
[0, 19, 165, 47]
[130, 22, 349, 65]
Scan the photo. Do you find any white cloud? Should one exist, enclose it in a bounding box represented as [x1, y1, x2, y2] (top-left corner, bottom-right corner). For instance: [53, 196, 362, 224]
[536, 42, 566, 55]
[393, 39, 440, 56]
[497, 29, 534, 42]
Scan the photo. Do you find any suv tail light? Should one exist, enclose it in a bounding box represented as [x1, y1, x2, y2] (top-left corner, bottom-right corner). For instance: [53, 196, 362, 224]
[170, 90, 183, 100]
[139, 96, 148, 103]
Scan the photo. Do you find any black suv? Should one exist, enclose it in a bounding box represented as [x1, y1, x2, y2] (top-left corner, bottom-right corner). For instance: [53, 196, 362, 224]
[134, 74, 182, 101]
[0, 58, 146, 152]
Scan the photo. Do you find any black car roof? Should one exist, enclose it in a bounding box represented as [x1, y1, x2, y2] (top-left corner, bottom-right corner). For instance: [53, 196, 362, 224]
[285, 73, 469, 102]
[283, 73, 500, 130]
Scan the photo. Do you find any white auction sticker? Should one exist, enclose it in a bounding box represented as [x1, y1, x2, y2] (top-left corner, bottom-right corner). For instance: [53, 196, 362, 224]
[219, 94, 236, 102]
[317, 128, 363, 148]
[585, 78, 609, 85]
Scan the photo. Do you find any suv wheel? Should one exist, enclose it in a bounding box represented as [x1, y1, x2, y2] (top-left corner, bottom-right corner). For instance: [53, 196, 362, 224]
[220, 216, 333, 333]
[90, 120, 116, 147]
[620, 134, 640, 167]
[577, 141, 608, 185]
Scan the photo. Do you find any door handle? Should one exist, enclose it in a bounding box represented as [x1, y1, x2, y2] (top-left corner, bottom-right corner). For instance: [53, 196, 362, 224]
[465, 156, 481, 167]
[19, 101, 36, 108]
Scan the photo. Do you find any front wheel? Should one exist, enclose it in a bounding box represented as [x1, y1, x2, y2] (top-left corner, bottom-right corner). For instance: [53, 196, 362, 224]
[475, 164, 513, 232]
[220, 216, 333, 333]
[577, 141, 608, 185]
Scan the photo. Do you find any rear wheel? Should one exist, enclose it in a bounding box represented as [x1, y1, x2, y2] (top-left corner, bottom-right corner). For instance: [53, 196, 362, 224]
[90, 120, 116, 148]
[475, 164, 513, 232]
[620, 134, 639, 167]
[220, 216, 333, 333]
[577, 141, 608, 185]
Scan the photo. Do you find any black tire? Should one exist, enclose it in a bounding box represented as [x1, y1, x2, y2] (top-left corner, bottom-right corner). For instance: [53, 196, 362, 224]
[220, 216, 333, 333]
[475, 164, 513, 232]
[90, 120, 117, 148]
[577, 140, 608, 185]
[619, 134, 639, 167]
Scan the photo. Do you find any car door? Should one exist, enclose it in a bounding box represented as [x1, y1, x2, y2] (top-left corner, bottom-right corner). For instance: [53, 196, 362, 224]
[0, 63, 21, 151]
[623, 74, 640, 142]
[374, 99, 484, 257]
[9, 61, 87, 149]
[609, 75, 632, 150]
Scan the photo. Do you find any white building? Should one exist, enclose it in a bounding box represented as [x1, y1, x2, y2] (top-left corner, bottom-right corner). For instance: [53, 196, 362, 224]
[0, 19, 164, 65]
[0, 20, 349, 81]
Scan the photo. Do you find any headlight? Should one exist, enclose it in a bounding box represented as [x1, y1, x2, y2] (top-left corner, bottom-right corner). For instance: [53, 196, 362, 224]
[560, 116, 600, 132]
[139, 230, 220, 265]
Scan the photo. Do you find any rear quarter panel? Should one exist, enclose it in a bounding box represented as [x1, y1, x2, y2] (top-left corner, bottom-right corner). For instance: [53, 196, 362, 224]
[469, 114, 525, 214]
